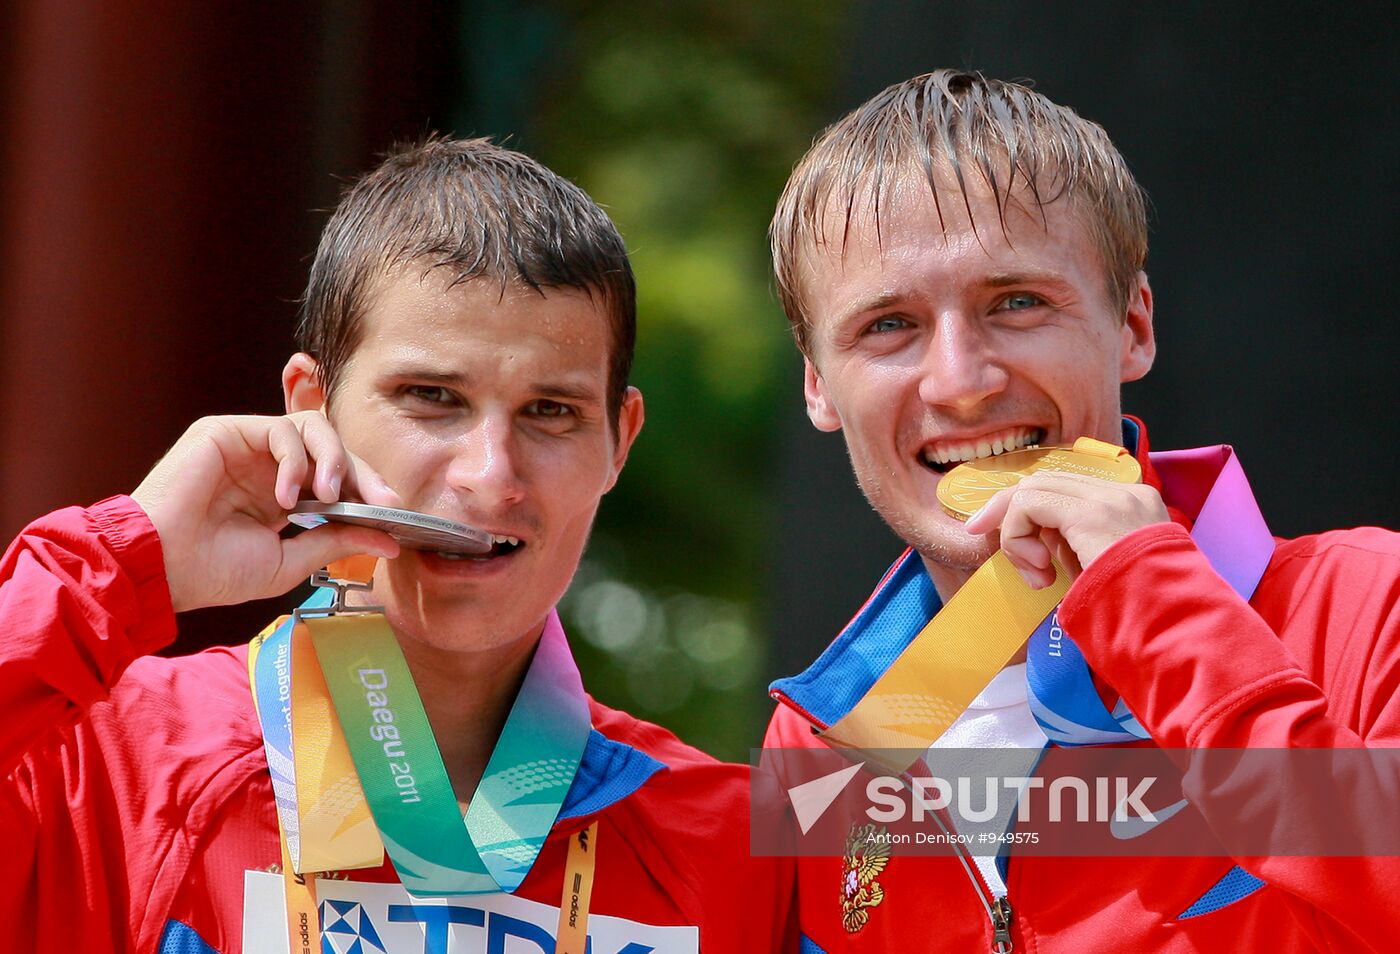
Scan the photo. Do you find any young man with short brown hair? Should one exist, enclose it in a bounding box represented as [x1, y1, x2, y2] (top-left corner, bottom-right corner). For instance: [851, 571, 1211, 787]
[1, 137, 795, 953]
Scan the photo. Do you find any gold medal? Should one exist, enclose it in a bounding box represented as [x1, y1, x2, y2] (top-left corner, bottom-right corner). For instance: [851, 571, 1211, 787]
[936, 436, 1141, 521]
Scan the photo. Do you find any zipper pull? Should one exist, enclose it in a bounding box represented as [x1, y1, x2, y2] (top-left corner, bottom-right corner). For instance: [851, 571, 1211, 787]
[991, 896, 1014, 953]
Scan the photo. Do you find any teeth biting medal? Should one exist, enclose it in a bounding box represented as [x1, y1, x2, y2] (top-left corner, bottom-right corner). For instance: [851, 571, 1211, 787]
[287, 501, 494, 554]
[935, 436, 1142, 521]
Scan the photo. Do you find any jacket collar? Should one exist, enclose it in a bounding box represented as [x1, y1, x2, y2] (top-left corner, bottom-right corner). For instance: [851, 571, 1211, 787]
[557, 728, 666, 820]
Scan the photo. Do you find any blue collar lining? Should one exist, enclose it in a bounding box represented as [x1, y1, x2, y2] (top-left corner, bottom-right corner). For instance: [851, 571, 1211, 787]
[769, 549, 941, 728]
[557, 728, 666, 820]
[1121, 416, 1141, 455]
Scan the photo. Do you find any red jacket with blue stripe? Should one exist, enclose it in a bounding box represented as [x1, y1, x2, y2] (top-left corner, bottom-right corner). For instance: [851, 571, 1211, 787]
[0, 495, 796, 953]
[765, 425, 1400, 953]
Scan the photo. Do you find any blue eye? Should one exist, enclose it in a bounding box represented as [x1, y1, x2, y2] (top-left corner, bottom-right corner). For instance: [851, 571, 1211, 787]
[867, 316, 908, 334]
[1001, 293, 1042, 311]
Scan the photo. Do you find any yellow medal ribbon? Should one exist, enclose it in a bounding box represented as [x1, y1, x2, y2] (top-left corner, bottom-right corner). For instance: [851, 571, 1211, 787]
[289, 621, 385, 872]
[249, 626, 321, 954]
[285, 557, 385, 873]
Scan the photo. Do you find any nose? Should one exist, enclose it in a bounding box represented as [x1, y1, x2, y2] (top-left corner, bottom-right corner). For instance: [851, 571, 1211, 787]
[443, 415, 526, 508]
[916, 313, 1008, 412]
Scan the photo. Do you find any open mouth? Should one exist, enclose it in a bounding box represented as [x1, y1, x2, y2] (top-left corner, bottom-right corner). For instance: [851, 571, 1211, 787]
[434, 534, 524, 561]
[920, 427, 1046, 474]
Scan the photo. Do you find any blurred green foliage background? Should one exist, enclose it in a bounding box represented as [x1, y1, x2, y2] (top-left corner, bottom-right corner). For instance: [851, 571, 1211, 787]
[457, 1, 844, 759]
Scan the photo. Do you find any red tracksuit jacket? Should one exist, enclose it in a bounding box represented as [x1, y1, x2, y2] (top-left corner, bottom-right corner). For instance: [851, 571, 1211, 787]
[0, 496, 796, 953]
[766, 430, 1400, 952]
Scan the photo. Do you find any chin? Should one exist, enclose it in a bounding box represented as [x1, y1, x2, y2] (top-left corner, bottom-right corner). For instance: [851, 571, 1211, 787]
[879, 506, 994, 574]
[914, 529, 995, 573]
[388, 605, 519, 654]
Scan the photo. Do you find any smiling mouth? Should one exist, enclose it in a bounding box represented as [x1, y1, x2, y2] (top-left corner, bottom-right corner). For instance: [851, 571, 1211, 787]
[434, 533, 524, 561]
[920, 427, 1046, 474]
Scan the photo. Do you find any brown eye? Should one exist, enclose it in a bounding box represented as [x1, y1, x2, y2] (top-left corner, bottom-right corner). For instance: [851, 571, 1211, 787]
[530, 399, 572, 418]
[406, 386, 454, 404]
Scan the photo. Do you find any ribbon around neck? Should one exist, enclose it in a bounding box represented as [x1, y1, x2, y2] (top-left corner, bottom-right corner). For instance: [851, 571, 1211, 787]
[308, 609, 591, 896]
[250, 586, 334, 872]
[819, 550, 1068, 772]
[252, 593, 591, 898]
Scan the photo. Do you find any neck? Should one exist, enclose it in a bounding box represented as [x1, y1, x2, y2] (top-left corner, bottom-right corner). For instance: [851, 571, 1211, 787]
[923, 558, 973, 603]
[394, 622, 543, 805]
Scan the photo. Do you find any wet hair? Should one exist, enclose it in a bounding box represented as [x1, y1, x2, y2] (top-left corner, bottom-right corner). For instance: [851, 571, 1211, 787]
[298, 136, 636, 427]
[770, 69, 1148, 352]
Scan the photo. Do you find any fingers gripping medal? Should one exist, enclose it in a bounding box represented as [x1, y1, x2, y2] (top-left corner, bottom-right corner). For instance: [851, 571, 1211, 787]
[936, 436, 1142, 521]
[821, 437, 1141, 771]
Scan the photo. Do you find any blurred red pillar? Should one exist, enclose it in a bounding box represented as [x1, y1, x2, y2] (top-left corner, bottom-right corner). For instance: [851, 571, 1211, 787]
[0, 1, 318, 540]
[0, 0, 458, 646]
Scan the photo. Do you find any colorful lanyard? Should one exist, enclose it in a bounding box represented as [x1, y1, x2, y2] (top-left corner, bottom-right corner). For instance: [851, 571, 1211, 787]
[248, 624, 325, 954]
[249, 560, 597, 951]
[250, 588, 330, 873]
[310, 609, 591, 895]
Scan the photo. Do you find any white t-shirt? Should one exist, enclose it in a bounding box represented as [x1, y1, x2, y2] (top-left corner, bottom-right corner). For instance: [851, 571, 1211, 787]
[928, 663, 1048, 898]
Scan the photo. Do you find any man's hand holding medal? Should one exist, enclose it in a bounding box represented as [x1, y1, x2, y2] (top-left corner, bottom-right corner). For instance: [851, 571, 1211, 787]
[131, 410, 402, 611]
[941, 437, 1170, 589]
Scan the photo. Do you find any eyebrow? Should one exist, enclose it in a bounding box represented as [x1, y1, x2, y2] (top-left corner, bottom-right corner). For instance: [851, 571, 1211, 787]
[837, 289, 907, 323]
[382, 366, 602, 404]
[985, 269, 1075, 290]
[531, 382, 602, 404]
[382, 366, 468, 387]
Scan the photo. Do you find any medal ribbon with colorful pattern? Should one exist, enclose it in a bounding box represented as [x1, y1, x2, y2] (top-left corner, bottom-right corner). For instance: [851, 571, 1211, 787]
[308, 607, 591, 895]
[250, 563, 599, 954]
[250, 567, 592, 894]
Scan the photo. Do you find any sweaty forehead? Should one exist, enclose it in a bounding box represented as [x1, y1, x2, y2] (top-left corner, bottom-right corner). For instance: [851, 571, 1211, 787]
[825, 165, 1066, 251]
[800, 164, 1102, 279]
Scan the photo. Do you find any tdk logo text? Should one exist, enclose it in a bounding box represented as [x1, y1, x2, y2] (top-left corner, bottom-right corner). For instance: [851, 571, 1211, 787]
[320, 898, 656, 954]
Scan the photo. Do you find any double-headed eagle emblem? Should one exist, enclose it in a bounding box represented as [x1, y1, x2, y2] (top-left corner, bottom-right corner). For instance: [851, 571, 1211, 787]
[841, 822, 890, 933]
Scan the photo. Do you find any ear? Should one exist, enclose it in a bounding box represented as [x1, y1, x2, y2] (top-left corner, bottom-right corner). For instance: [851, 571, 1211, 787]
[282, 353, 328, 413]
[803, 356, 842, 432]
[602, 386, 646, 493]
[1118, 271, 1157, 384]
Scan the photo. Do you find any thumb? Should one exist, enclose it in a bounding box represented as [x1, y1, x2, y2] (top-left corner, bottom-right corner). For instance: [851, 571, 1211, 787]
[276, 524, 400, 590]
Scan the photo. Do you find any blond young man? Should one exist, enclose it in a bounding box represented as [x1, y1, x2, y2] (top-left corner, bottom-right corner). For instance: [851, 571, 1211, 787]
[763, 71, 1399, 952]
